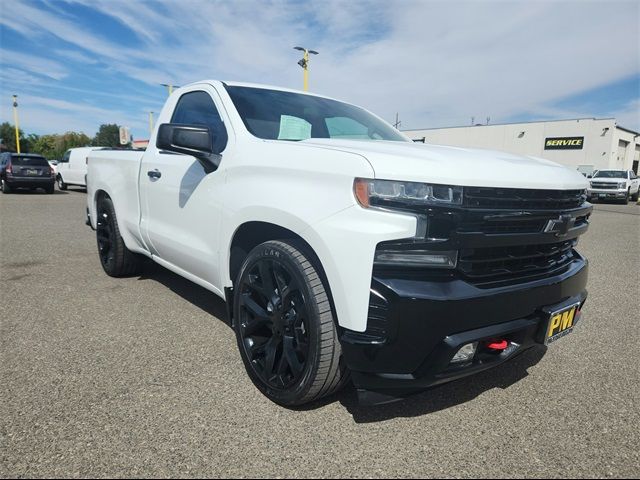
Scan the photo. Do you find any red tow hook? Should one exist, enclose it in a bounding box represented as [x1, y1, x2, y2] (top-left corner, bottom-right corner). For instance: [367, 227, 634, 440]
[486, 339, 509, 351]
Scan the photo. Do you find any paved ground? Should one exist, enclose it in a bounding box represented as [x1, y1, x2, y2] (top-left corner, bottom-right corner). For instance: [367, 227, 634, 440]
[1, 188, 639, 478]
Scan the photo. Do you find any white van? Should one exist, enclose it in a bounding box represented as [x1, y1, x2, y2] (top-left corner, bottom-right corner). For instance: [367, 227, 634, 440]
[57, 147, 107, 190]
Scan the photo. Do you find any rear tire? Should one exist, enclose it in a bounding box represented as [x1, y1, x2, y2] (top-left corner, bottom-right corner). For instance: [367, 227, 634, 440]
[57, 175, 67, 190]
[1, 179, 11, 194]
[632, 189, 639, 202]
[96, 196, 142, 277]
[46, 184, 54, 194]
[234, 240, 348, 406]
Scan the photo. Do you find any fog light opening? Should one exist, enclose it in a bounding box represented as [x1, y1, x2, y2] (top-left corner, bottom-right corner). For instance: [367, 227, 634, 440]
[450, 342, 478, 364]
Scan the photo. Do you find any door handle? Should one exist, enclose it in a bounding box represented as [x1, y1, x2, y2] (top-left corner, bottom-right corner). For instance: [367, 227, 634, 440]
[147, 169, 162, 179]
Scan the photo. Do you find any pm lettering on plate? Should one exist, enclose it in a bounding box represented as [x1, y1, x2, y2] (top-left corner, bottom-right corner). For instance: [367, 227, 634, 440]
[546, 306, 578, 344]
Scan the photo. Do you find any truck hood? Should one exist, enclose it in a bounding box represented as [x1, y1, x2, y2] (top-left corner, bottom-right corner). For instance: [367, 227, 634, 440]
[299, 139, 588, 190]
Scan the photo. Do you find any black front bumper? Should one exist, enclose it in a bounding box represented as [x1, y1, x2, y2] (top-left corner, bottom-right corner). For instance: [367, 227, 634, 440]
[340, 256, 588, 403]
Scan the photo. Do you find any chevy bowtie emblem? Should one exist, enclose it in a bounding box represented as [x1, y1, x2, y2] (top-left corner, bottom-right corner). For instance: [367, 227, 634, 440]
[544, 214, 576, 236]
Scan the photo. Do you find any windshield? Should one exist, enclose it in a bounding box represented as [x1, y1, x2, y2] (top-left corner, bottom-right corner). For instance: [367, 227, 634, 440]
[225, 86, 407, 142]
[593, 170, 626, 179]
[11, 156, 49, 167]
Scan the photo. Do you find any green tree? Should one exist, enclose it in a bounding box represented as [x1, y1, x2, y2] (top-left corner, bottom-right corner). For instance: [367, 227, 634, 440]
[93, 124, 127, 148]
[30, 132, 92, 159]
[23, 133, 40, 153]
[0, 122, 25, 152]
[31, 134, 59, 159]
[57, 131, 92, 154]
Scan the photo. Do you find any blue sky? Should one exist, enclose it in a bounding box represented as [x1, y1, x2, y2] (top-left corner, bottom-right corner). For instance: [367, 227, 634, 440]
[0, 0, 638, 142]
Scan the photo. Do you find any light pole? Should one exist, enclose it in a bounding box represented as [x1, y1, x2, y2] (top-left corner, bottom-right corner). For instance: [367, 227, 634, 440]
[12, 95, 20, 153]
[294, 47, 318, 91]
[160, 83, 180, 96]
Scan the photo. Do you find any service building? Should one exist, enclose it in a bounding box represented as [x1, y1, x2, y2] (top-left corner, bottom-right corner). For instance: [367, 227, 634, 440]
[404, 118, 640, 175]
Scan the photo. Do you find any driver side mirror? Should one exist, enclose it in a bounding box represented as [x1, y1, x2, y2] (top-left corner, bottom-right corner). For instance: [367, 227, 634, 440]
[587, 175, 592, 179]
[156, 123, 221, 171]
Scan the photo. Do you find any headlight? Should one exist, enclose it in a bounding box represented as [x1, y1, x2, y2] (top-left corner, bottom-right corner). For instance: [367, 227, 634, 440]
[618, 182, 627, 189]
[589, 181, 593, 188]
[354, 178, 463, 209]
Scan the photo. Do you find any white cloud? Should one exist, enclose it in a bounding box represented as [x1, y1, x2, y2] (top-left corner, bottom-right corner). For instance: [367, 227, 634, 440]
[0, 48, 68, 80]
[0, 0, 638, 139]
[612, 99, 640, 132]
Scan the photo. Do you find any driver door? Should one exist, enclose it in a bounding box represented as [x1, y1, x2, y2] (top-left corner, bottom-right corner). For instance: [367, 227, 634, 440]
[139, 86, 231, 291]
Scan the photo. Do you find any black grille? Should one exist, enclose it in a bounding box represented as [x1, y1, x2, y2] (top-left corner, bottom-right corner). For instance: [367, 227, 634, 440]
[457, 219, 546, 234]
[456, 214, 589, 235]
[590, 182, 617, 190]
[458, 239, 577, 281]
[464, 187, 586, 210]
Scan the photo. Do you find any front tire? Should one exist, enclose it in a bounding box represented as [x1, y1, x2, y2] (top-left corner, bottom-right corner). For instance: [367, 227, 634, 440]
[632, 188, 639, 202]
[96, 196, 142, 277]
[57, 175, 67, 190]
[234, 240, 348, 406]
[1, 179, 11, 194]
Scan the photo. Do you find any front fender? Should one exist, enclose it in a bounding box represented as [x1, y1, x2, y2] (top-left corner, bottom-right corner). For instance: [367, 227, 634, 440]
[304, 206, 417, 332]
[221, 205, 417, 333]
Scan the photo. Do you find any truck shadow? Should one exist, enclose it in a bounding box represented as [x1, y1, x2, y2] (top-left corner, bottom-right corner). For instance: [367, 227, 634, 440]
[135, 260, 546, 423]
[137, 259, 231, 327]
[333, 347, 546, 423]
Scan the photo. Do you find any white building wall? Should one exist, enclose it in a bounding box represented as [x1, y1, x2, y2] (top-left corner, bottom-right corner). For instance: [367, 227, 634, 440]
[613, 128, 640, 171]
[404, 118, 639, 173]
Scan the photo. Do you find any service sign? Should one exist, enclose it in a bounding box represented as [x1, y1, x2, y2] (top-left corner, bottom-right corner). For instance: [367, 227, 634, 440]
[544, 136, 584, 150]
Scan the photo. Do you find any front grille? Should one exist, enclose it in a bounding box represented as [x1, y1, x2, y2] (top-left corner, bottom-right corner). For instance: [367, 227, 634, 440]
[458, 239, 577, 282]
[457, 219, 546, 234]
[464, 187, 585, 210]
[455, 214, 590, 235]
[590, 182, 617, 190]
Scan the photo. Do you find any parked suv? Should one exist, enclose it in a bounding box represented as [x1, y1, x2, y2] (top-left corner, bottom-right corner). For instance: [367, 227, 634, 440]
[587, 169, 639, 204]
[1, 153, 55, 194]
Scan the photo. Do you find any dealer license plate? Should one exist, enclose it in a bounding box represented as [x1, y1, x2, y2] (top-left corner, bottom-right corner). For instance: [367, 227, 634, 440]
[544, 303, 580, 345]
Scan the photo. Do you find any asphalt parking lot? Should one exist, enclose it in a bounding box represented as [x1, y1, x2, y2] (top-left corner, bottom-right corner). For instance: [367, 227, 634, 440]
[1, 189, 639, 478]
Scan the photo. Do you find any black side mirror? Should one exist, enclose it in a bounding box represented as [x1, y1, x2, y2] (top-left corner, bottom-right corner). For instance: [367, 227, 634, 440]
[587, 175, 592, 179]
[156, 123, 221, 171]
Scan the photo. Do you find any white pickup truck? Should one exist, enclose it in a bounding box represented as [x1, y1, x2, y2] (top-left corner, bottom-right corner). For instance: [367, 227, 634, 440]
[587, 169, 639, 204]
[87, 80, 592, 406]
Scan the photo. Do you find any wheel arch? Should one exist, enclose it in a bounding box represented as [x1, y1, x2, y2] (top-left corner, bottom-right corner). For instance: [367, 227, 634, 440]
[227, 220, 340, 331]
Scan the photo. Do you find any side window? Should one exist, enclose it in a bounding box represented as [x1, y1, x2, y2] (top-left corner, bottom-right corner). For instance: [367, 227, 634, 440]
[171, 91, 228, 153]
[61, 150, 71, 163]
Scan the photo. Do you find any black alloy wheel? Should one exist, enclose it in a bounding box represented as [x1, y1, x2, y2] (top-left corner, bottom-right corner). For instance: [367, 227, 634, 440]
[95, 196, 142, 277]
[96, 204, 115, 269]
[234, 240, 348, 406]
[238, 257, 311, 390]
